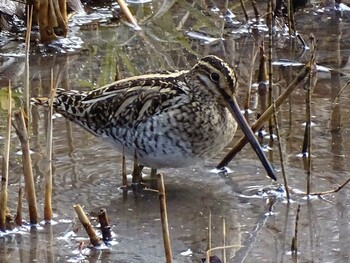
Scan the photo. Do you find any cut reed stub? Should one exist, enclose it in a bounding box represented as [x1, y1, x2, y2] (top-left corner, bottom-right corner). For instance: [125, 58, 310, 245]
[13, 109, 38, 225]
[74, 204, 102, 247]
[98, 208, 113, 242]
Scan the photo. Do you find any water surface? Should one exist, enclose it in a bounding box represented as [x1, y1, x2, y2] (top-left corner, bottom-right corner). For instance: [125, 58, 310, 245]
[0, 1, 349, 262]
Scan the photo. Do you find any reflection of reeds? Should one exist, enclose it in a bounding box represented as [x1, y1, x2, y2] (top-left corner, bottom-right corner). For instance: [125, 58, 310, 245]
[15, 187, 23, 226]
[244, 43, 258, 111]
[222, 218, 226, 263]
[304, 34, 317, 195]
[273, 100, 290, 200]
[304, 178, 350, 195]
[291, 204, 301, 255]
[0, 85, 12, 231]
[206, 211, 212, 258]
[267, 0, 274, 137]
[131, 152, 142, 193]
[13, 109, 38, 224]
[157, 173, 173, 263]
[330, 80, 350, 111]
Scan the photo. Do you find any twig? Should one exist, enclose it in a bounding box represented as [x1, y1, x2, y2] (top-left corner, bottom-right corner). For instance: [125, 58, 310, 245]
[244, 42, 257, 111]
[299, 177, 350, 196]
[121, 146, 128, 198]
[73, 204, 102, 246]
[157, 173, 173, 263]
[207, 210, 212, 251]
[330, 79, 350, 110]
[206, 244, 240, 262]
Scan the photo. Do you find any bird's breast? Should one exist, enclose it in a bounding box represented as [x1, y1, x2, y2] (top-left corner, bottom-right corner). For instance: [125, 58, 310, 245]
[103, 104, 237, 168]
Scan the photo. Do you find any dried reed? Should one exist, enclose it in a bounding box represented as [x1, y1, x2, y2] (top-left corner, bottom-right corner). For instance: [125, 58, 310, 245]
[157, 173, 173, 263]
[272, 100, 290, 200]
[44, 70, 57, 221]
[115, 0, 141, 30]
[304, 34, 317, 195]
[73, 204, 102, 246]
[0, 84, 12, 230]
[13, 109, 38, 224]
[15, 187, 23, 226]
[98, 208, 113, 242]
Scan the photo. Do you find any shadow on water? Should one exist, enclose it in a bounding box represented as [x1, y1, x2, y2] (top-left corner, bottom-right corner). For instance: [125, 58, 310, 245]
[0, 0, 350, 262]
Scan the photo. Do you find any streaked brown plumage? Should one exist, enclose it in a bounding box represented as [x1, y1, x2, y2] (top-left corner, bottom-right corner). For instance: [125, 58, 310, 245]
[33, 55, 276, 180]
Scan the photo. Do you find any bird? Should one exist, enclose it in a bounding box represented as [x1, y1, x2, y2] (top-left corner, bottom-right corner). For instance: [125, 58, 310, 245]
[32, 55, 276, 181]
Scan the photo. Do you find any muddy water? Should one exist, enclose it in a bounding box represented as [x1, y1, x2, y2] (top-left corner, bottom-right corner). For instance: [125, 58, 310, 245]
[1, 1, 350, 263]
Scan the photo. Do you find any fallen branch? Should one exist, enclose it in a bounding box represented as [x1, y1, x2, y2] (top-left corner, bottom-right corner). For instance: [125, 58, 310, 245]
[299, 177, 350, 196]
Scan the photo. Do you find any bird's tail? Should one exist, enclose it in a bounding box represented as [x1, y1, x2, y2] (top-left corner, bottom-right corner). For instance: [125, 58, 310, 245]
[31, 96, 50, 107]
[31, 88, 99, 136]
[31, 88, 86, 110]
[31, 88, 90, 119]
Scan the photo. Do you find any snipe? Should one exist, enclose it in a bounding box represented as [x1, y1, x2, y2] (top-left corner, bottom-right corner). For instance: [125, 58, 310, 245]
[32, 55, 276, 180]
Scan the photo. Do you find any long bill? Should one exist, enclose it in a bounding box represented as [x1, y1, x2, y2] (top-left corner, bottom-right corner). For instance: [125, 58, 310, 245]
[225, 97, 277, 181]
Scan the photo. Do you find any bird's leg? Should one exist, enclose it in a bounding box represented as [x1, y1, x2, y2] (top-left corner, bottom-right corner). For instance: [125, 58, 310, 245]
[149, 168, 158, 190]
[132, 151, 143, 194]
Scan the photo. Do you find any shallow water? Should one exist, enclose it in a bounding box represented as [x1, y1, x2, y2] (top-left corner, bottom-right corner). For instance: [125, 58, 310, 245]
[0, 1, 350, 262]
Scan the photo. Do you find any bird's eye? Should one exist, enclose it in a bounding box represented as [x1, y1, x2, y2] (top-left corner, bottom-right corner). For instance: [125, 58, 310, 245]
[210, 73, 220, 83]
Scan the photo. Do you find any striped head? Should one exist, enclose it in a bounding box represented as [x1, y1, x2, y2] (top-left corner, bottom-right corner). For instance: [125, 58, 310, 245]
[186, 55, 237, 104]
[188, 55, 276, 181]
